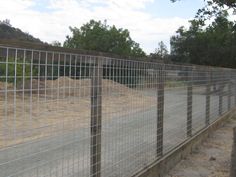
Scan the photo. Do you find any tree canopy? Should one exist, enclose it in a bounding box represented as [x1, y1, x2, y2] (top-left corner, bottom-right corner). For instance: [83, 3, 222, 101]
[51, 41, 61, 47]
[171, 0, 236, 8]
[64, 20, 146, 57]
[149, 41, 169, 60]
[0, 19, 43, 44]
[170, 13, 236, 68]
[171, 0, 236, 23]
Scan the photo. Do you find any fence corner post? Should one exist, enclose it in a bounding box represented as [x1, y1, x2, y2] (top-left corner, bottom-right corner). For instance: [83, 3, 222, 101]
[157, 64, 164, 157]
[90, 56, 103, 177]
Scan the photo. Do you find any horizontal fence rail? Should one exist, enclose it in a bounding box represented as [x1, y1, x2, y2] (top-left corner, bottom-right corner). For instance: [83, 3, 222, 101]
[0, 43, 236, 177]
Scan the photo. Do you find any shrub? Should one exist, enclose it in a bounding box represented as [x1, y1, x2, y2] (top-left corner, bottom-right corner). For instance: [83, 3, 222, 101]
[0, 57, 36, 84]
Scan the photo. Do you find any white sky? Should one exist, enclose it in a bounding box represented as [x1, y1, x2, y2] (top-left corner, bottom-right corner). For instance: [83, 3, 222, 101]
[0, 0, 206, 54]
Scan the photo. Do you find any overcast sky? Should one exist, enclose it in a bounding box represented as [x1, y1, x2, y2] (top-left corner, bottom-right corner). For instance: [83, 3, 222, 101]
[0, 0, 205, 53]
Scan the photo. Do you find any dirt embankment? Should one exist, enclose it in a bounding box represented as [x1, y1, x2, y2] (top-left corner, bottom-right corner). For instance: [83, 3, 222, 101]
[166, 117, 236, 177]
[15, 77, 133, 96]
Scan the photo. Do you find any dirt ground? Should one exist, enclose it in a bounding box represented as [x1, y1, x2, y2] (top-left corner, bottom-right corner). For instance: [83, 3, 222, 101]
[0, 77, 156, 148]
[166, 116, 236, 177]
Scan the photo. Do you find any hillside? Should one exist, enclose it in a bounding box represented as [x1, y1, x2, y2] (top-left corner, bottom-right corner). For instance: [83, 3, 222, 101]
[0, 20, 44, 44]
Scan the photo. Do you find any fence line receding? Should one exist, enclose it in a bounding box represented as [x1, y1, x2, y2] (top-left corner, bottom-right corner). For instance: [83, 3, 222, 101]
[0, 44, 235, 177]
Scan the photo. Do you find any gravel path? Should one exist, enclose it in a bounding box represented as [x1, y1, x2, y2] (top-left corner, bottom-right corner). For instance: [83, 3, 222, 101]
[166, 116, 236, 177]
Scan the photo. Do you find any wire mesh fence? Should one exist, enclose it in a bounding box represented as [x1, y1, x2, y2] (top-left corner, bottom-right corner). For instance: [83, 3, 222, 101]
[0, 43, 236, 177]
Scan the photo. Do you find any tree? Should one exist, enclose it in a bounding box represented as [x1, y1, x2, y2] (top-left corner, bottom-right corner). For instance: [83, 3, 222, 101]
[64, 20, 146, 57]
[0, 21, 43, 43]
[171, 0, 236, 8]
[51, 41, 61, 47]
[150, 41, 169, 60]
[0, 19, 11, 26]
[156, 41, 168, 59]
[170, 0, 236, 68]
[171, 0, 236, 23]
[170, 13, 236, 67]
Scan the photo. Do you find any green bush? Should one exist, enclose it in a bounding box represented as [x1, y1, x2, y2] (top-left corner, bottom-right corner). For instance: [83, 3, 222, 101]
[0, 57, 36, 84]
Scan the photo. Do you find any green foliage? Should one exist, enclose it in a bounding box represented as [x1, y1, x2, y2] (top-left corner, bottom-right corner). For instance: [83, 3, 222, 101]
[194, 0, 236, 24]
[150, 41, 169, 60]
[171, 0, 236, 7]
[170, 14, 236, 68]
[171, 0, 236, 23]
[64, 20, 146, 57]
[0, 20, 43, 43]
[0, 58, 36, 84]
[51, 41, 61, 47]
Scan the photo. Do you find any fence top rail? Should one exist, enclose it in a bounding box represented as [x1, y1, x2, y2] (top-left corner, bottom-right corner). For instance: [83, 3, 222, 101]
[0, 39, 159, 62]
[0, 39, 235, 71]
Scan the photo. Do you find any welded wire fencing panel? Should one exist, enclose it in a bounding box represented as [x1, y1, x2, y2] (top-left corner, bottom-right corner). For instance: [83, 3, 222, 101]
[0, 43, 236, 177]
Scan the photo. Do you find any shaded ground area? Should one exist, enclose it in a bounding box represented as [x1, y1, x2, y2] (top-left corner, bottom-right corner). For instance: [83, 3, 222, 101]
[166, 116, 236, 177]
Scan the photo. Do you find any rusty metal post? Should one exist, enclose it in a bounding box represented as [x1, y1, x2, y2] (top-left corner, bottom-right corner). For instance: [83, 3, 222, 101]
[187, 68, 193, 137]
[205, 69, 210, 126]
[157, 65, 164, 156]
[90, 57, 103, 177]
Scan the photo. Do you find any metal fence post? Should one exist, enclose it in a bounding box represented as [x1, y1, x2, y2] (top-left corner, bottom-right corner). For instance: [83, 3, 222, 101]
[157, 65, 164, 156]
[187, 68, 193, 137]
[91, 57, 103, 177]
[205, 69, 211, 126]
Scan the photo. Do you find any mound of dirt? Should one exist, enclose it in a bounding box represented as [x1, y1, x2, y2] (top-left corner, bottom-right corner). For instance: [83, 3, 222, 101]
[0, 82, 14, 100]
[0, 77, 156, 148]
[0, 82, 13, 90]
[14, 76, 133, 97]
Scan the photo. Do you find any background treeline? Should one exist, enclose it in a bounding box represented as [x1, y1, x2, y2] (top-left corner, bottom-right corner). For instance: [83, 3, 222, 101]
[1, 0, 236, 87]
[0, 50, 145, 87]
[0, 19, 43, 44]
[170, 13, 236, 68]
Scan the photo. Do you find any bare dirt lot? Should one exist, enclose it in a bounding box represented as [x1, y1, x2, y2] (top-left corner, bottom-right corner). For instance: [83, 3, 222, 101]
[166, 115, 236, 177]
[0, 77, 156, 148]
